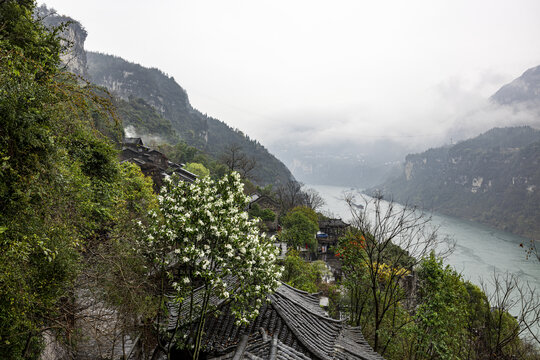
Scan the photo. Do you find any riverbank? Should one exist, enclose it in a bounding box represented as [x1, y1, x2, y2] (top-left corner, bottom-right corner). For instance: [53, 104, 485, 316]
[308, 184, 540, 292]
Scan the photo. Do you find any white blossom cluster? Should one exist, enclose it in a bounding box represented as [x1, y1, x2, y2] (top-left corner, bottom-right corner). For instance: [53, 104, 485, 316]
[143, 172, 283, 326]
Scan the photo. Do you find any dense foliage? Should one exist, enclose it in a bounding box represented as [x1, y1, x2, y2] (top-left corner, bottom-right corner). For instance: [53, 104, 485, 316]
[248, 203, 276, 222]
[0, 1, 160, 357]
[332, 196, 540, 359]
[280, 206, 319, 253]
[408, 254, 470, 359]
[0, 3, 283, 359]
[338, 247, 540, 360]
[280, 249, 328, 293]
[335, 225, 539, 359]
[184, 162, 210, 178]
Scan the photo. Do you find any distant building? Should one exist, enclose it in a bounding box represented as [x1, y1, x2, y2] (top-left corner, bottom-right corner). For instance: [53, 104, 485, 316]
[317, 218, 350, 280]
[248, 193, 280, 233]
[317, 218, 350, 253]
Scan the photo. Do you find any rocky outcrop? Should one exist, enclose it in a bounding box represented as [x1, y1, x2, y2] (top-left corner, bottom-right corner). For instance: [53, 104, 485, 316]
[36, 5, 88, 78]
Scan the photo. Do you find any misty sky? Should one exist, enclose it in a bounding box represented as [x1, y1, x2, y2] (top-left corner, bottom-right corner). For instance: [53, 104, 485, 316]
[42, 0, 540, 151]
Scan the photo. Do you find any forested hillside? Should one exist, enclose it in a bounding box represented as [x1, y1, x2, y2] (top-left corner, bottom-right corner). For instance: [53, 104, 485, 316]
[3, 3, 540, 360]
[373, 127, 540, 238]
[0, 3, 284, 358]
[0, 2, 160, 356]
[86, 52, 293, 186]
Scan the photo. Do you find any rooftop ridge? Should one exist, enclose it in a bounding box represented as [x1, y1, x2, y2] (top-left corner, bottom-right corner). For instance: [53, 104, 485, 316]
[279, 281, 320, 297]
[269, 295, 334, 360]
[272, 289, 345, 324]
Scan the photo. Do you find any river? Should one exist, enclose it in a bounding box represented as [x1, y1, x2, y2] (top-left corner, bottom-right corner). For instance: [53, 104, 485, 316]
[308, 184, 540, 294]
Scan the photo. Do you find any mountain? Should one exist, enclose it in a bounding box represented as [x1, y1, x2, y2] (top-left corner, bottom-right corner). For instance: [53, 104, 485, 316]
[40, 6, 294, 187]
[491, 65, 540, 106]
[372, 127, 540, 238]
[273, 138, 414, 189]
[280, 64, 540, 189]
[86, 52, 293, 186]
[86, 52, 206, 144]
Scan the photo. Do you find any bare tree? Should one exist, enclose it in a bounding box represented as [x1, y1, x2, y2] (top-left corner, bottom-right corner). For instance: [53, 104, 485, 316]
[275, 180, 305, 214]
[303, 188, 326, 211]
[219, 144, 257, 179]
[340, 193, 452, 355]
[237, 155, 256, 179]
[479, 272, 540, 357]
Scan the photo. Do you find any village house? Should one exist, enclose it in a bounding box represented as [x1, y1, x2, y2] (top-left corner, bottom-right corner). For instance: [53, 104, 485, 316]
[317, 218, 349, 254]
[120, 137, 197, 189]
[316, 218, 350, 280]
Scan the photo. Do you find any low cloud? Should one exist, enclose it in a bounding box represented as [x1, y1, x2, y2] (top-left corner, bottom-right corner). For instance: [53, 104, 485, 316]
[124, 125, 166, 147]
[265, 73, 540, 164]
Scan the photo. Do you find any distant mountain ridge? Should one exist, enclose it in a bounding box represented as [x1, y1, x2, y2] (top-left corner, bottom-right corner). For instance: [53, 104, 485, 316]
[491, 65, 540, 106]
[373, 126, 540, 238]
[373, 63, 540, 239]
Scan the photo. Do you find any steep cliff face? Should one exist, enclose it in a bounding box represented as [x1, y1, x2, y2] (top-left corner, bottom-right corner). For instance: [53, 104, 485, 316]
[37, 5, 88, 78]
[375, 127, 540, 238]
[35, 8, 293, 186]
[86, 52, 208, 146]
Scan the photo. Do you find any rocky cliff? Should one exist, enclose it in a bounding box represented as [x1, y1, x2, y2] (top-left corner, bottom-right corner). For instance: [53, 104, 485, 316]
[86, 52, 207, 145]
[37, 5, 88, 78]
[373, 127, 540, 238]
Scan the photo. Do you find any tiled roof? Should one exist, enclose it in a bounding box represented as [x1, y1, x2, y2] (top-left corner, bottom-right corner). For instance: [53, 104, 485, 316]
[167, 282, 384, 360]
[173, 167, 198, 183]
[124, 137, 143, 145]
[249, 194, 278, 208]
[209, 331, 312, 360]
[121, 138, 197, 183]
[167, 275, 240, 332]
[319, 219, 349, 229]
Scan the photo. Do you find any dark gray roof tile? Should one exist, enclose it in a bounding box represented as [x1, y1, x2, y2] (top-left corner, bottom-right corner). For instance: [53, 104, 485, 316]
[169, 282, 384, 360]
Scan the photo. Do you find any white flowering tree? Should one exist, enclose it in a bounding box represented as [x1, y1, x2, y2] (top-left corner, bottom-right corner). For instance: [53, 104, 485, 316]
[143, 172, 282, 359]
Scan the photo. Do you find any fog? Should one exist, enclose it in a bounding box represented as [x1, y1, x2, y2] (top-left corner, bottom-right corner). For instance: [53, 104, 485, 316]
[43, 0, 540, 170]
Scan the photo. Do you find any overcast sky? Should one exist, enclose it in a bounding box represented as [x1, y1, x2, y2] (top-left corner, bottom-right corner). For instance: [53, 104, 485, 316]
[42, 0, 540, 151]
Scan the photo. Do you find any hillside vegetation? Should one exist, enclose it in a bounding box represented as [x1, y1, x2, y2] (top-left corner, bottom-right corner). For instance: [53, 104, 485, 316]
[86, 52, 293, 186]
[0, 4, 284, 358]
[373, 127, 540, 238]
